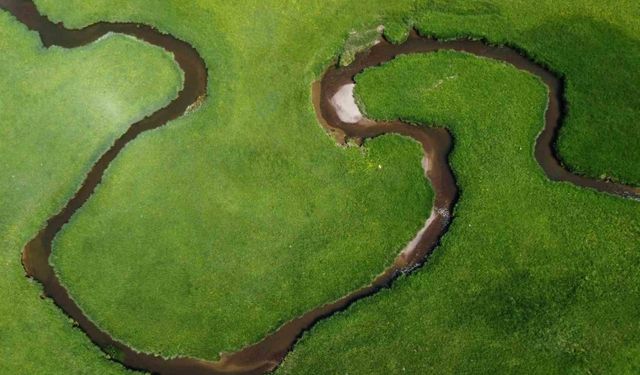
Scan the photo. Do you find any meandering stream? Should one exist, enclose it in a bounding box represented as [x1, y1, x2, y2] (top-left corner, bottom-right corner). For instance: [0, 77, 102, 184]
[2, 1, 638, 374]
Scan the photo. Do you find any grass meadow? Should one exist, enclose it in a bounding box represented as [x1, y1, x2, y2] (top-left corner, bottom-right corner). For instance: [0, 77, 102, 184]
[279, 51, 640, 374]
[0, 10, 182, 374]
[1, 0, 638, 373]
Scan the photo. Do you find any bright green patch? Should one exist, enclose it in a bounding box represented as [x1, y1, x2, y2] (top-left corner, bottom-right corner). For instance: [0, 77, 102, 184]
[278, 51, 640, 374]
[0, 10, 182, 374]
[34, 0, 430, 362]
[3, 0, 638, 372]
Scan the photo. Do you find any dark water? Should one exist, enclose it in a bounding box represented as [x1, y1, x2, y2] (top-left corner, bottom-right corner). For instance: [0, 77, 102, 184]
[2, 1, 637, 374]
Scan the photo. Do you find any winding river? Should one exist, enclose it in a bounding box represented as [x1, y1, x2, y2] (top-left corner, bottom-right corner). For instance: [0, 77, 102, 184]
[2, 0, 638, 374]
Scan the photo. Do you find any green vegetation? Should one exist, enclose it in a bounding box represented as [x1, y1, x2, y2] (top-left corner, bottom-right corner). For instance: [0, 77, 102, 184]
[408, 0, 640, 185]
[279, 52, 640, 374]
[47, 3, 430, 362]
[0, 11, 182, 374]
[1, 0, 638, 373]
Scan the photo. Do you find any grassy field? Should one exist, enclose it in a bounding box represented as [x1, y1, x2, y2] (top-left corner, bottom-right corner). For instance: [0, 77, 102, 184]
[46, 1, 431, 361]
[0, 10, 183, 375]
[406, 0, 640, 186]
[278, 51, 640, 374]
[1, 0, 638, 373]
[36, 3, 640, 186]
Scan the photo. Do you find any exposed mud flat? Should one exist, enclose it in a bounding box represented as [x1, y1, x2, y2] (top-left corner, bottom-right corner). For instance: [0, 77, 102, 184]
[331, 83, 364, 123]
[2, 0, 638, 374]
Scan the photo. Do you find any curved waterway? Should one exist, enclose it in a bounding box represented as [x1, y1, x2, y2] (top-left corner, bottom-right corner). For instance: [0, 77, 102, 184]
[2, 0, 638, 373]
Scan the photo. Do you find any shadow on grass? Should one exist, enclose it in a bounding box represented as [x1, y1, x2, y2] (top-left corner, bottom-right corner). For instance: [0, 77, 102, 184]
[524, 16, 640, 185]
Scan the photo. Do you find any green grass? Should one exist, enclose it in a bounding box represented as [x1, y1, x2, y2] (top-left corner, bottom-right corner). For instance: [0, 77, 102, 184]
[47, 2, 431, 361]
[278, 51, 640, 374]
[2, 0, 638, 373]
[407, 0, 640, 185]
[0, 10, 183, 374]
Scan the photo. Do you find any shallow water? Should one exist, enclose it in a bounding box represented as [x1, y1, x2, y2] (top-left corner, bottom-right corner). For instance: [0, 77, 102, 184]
[3, 1, 637, 373]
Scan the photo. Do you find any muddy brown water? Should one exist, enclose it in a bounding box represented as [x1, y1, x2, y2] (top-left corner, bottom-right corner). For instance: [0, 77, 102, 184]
[2, 0, 638, 374]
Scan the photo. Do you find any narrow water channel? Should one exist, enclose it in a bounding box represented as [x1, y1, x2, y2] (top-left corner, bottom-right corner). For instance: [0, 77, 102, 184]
[2, 1, 637, 374]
